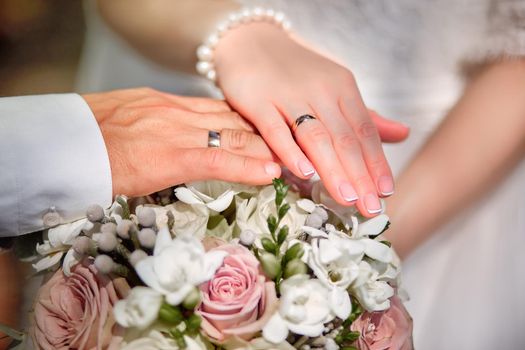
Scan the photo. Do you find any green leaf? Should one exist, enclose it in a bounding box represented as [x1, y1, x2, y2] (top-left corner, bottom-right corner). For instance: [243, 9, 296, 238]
[277, 226, 289, 245]
[267, 215, 277, 234]
[116, 196, 130, 220]
[0, 323, 25, 341]
[185, 314, 202, 332]
[380, 240, 392, 247]
[261, 237, 277, 254]
[158, 303, 183, 324]
[278, 203, 290, 220]
[343, 330, 360, 342]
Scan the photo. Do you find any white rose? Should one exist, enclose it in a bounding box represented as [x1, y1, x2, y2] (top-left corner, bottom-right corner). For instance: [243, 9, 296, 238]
[120, 329, 204, 350]
[175, 180, 255, 213]
[236, 185, 308, 242]
[135, 227, 227, 305]
[114, 287, 163, 330]
[262, 275, 350, 344]
[147, 202, 210, 238]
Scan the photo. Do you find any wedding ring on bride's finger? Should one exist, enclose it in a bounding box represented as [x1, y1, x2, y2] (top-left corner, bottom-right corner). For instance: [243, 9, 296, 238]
[291, 114, 317, 133]
[208, 130, 221, 148]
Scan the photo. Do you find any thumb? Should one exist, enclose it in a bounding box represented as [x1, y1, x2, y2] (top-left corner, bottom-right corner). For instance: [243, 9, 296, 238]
[368, 109, 410, 143]
[180, 148, 282, 185]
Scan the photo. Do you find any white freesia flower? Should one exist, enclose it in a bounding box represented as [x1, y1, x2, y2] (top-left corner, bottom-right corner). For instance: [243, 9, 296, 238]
[262, 275, 349, 344]
[135, 227, 227, 305]
[236, 185, 308, 242]
[175, 180, 255, 212]
[120, 329, 204, 350]
[114, 287, 163, 330]
[33, 218, 91, 273]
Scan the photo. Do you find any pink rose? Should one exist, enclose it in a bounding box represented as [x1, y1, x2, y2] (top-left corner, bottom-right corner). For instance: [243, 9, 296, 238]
[198, 244, 278, 343]
[30, 259, 129, 350]
[351, 296, 413, 350]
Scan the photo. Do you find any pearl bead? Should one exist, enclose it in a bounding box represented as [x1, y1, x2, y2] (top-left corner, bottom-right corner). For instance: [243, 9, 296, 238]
[206, 34, 219, 47]
[197, 45, 212, 61]
[196, 61, 212, 75]
[241, 8, 252, 22]
[253, 7, 264, 19]
[216, 21, 229, 35]
[274, 11, 285, 23]
[206, 69, 217, 82]
[282, 20, 292, 31]
[265, 8, 275, 18]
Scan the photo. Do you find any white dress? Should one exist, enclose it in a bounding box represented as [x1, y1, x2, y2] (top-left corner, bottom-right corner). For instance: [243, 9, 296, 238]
[77, 1, 525, 348]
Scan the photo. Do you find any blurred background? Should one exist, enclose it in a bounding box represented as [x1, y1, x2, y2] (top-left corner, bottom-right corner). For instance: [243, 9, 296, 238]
[0, 0, 84, 96]
[0, 1, 85, 348]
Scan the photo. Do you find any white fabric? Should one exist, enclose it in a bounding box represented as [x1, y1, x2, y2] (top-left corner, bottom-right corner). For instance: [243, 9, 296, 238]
[77, 0, 525, 348]
[0, 94, 112, 236]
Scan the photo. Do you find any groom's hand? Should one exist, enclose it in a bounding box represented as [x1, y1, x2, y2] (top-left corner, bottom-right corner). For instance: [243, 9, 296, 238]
[82, 88, 281, 197]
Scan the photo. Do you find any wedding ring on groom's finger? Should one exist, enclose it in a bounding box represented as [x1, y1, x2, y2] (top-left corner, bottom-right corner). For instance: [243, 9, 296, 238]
[291, 114, 317, 133]
[208, 130, 221, 148]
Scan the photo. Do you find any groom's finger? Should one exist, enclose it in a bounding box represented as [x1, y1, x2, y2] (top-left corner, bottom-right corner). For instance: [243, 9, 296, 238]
[178, 148, 281, 185]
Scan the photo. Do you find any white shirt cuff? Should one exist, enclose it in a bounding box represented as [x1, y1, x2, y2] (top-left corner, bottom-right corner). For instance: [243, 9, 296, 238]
[0, 93, 112, 236]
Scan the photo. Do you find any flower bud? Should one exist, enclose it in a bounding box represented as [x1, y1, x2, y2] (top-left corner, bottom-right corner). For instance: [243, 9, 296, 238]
[138, 228, 156, 249]
[73, 236, 97, 256]
[185, 314, 202, 332]
[261, 237, 277, 254]
[116, 219, 133, 239]
[284, 242, 304, 262]
[239, 229, 256, 246]
[98, 232, 118, 252]
[94, 254, 114, 274]
[100, 222, 117, 235]
[284, 258, 308, 279]
[137, 207, 156, 227]
[182, 287, 201, 310]
[158, 303, 183, 324]
[305, 212, 324, 229]
[259, 252, 281, 280]
[86, 204, 105, 222]
[313, 206, 329, 223]
[129, 249, 148, 267]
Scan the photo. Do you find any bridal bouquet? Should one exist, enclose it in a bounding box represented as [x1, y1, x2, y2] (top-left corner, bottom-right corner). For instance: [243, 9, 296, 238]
[2, 178, 412, 349]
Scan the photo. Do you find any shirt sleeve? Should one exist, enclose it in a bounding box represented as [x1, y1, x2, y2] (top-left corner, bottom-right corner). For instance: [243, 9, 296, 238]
[0, 93, 112, 237]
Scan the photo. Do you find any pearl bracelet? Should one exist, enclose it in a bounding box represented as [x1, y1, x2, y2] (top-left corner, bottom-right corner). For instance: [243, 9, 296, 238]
[196, 7, 292, 82]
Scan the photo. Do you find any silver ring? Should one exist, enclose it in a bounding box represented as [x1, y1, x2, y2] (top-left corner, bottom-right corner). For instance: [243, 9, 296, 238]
[292, 114, 316, 133]
[208, 130, 221, 148]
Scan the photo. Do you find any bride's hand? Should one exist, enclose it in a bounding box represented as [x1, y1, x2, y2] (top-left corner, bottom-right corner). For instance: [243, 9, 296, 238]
[214, 23, 409, 216]
[82, 88, 280, 197]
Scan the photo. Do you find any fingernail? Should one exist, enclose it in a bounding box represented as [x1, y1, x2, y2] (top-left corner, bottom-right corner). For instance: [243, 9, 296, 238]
[378, 176, 394, 196]
[339, 182, 358, 202]
[265, 162, 281, 177]
[364, 193, 382, 214]
[298, 159, 315, 177]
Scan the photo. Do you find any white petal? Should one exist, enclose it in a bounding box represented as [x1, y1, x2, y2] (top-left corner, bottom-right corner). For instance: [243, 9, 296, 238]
[197, 250, 228, 283]
[184, 336, 204, 350]
[301, 226, 328, 238]
[318, 239, 342, 264]
[135, 258, 166, 293]
[174, 187, 203, 205]
[32, 252, 63, 272]
[62, 249, 82, 276]
[165, 284, 194, 305]
[263, 313, 289, 344]
[296, 199, 316, 213]
[48, 219, 87, 247]
[154, 226, 172, 255]
[287, 321, 325, 337]
[330, 287, 351, 319]
[363, 239, 393, 263]
[206, 190, 234, 212]
[355, 214, 389, 238]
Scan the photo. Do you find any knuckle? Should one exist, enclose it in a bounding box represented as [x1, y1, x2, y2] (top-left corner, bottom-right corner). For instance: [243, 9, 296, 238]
[306, 125, 331, 143]
[263, 120, 287, 136]
[335, 131, 359, 149]
[357, 121, 379, 139]
[228, 129, 250, 150]
[205, 149, 225, 170]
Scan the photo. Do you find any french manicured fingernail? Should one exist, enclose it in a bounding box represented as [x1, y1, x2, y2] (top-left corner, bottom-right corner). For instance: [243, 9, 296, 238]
[265, 162, 281, 177]
[364, 193, 382, 214]
[378, 176, 394, 196]
[339, 182, 358, 202]
[298, 159, 315, 177]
